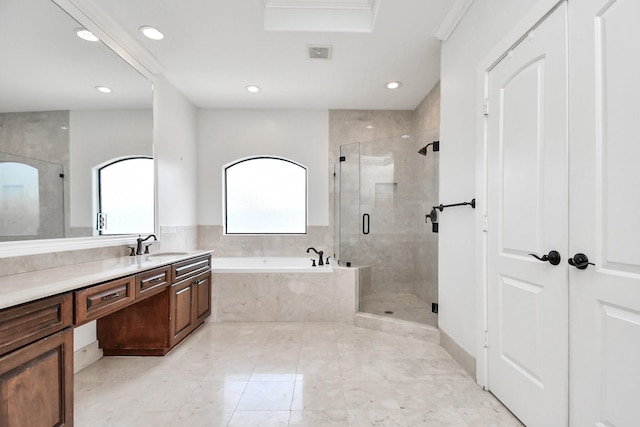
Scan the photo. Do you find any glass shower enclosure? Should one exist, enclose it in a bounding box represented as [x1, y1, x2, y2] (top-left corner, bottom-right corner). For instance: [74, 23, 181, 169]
[335, 131, 439, 326]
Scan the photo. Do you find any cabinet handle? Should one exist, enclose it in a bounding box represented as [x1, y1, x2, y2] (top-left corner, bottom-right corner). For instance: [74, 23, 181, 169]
[149, 277, 164, 283]
[193, 279, 206, 286]
[101, 292, 120, 301]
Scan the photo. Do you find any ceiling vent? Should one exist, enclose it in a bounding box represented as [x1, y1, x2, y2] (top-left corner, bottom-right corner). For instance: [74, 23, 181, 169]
[308, 45, 332, 60]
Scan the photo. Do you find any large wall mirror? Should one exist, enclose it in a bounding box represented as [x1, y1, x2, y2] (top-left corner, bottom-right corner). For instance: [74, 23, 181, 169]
[0, 0, 153, 249]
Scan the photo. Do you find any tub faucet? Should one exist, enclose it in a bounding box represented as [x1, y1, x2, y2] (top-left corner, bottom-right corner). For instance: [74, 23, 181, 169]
[306, 247, 324, 266]
[136, 234, 157, 255]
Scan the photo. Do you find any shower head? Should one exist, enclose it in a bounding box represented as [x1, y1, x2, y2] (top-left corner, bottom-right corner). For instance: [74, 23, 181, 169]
[418, 140, 440, 156]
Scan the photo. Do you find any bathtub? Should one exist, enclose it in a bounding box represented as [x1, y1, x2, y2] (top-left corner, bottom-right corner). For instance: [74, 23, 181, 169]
[209, 256, 356, 322]
[211, 257, 333, 273]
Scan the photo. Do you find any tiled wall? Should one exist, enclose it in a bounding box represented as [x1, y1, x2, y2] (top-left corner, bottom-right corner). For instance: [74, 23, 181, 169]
[212, 267, 358, 323]
[0, 111, 71, 240]
[199, 225, 331, 258]
[329, 83, 440, 326]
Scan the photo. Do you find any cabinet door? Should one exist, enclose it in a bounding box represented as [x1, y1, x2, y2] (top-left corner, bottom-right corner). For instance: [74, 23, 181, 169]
[193, 272, 211, 324]
[0, 328, 73, 427]
[169, 280, 194, 347]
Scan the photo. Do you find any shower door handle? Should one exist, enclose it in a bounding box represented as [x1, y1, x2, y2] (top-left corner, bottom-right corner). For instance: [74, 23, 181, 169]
[363, 214, 370, 235]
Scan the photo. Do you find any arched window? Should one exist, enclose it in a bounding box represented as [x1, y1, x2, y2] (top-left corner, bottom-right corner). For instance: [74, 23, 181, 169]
[98, 156, 154, 235]
[224, 156, 307, 234]
[0, 162, 39, 236]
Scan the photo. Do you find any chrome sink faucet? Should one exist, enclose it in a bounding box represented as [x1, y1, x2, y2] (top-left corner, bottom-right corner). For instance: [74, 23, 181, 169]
[306, 247, 324, 266]
[136, 234, 157, 255]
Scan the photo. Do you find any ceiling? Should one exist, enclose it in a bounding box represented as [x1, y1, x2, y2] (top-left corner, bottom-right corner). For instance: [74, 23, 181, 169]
[85, 0, 454, 110]
[0, 0, 460, 112]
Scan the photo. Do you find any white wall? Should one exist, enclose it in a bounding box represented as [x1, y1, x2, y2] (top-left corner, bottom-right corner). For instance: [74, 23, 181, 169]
[439, 0, 555, 357]
[154, 76, 199, 227]
[197, 109, 329, 227]
[69, 109, 152, 227]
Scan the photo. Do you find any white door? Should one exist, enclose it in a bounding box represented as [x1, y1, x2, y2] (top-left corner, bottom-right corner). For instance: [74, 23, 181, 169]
[486, 3, 568, 426]
[568, 0, 640, 425]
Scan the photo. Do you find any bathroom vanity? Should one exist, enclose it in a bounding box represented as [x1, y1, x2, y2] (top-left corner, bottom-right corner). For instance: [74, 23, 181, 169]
[0, 251, 211, 426]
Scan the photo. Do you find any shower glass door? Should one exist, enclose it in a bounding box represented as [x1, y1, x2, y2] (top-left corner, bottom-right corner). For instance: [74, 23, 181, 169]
[338, 132, 439, 326]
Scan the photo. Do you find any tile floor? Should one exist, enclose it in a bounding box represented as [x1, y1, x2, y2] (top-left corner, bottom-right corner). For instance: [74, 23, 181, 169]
[75, 322, 523, 426]
[360, 293, 437, 326]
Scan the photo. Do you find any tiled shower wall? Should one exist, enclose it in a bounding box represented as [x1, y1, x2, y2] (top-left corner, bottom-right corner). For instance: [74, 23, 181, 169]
[0, 111, 70, 240]
[330, 83, 440, 325]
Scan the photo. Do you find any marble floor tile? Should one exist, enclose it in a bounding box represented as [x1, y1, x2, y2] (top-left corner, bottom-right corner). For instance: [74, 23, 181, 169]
[291, 381, 347, 411]
[74, 321, 523, 427]
[236, 381, 296, 410]
[288, 410, 349, 426]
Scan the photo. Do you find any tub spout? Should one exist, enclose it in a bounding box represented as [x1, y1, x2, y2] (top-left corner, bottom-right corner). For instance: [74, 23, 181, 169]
[306, 247, 324, 266]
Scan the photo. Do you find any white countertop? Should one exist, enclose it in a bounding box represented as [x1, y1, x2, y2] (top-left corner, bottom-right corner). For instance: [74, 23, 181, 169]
[0, 250, 213, 310]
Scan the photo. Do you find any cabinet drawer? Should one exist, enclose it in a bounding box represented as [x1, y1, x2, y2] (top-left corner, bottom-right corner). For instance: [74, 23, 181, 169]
[172, 255, 211, 283]
[0, 293, 72, 357]
[75, 276, 135, 325]
[136, 266, 170, 299]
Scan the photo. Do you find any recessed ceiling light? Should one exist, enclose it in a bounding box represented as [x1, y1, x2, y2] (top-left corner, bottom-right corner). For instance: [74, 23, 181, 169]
[401, 134, 411, 139]
[246, 85, 261, 93]
[75, 28, 99, 42]
[139, 26, 164, 40]
[95, 86, 112, 94]
[366, 125, 373, 130]
[386, 81, 402, 90]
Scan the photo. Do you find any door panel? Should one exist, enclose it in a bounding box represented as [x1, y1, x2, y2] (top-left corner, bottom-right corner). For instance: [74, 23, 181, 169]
[486, 3, 568, 426]
[569, 0, 640, 425]
[596, 0, 640, 272]
[501, 58, 544, 254]
[499, 276, 543, 385]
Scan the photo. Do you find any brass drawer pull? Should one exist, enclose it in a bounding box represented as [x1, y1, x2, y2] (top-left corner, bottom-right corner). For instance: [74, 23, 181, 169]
[101, 292, 120, 301]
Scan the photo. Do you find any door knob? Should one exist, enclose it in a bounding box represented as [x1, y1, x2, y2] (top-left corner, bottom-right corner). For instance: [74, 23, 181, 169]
[528, 250, 562, 265]
[568, 253, 595, 270]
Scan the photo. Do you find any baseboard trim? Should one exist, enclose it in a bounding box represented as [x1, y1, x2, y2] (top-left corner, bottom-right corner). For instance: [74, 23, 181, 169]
[74, 340, 103, 373]
[440, 329, 476, 379]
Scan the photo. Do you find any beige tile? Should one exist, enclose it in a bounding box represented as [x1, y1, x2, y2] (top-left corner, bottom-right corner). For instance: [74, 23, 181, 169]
[343, 380, 400, 410]
[235, 381, 295, 410]
[288, 410, 349, 426]
[180, 380, 247, 411]
[227, 410, 290, 427]
[170, 410, 234, 427]
[291, 381, 346, 411]
[346, 409, 409, 427]
[75, 322, 519, 426]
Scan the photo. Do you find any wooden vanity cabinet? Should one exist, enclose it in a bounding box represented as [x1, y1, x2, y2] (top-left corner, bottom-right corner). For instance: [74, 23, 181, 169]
[97, 254, 211, 356]
[0, 293, 73, 427]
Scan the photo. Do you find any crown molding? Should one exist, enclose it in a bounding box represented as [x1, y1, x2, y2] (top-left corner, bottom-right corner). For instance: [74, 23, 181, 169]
[433, 0, 475, 41]
[52, 0, 166, 80]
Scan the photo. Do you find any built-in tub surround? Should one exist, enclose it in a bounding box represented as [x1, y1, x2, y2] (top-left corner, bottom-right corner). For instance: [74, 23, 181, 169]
[213, 257, 333, 273]
[212, 257, 357, 323]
